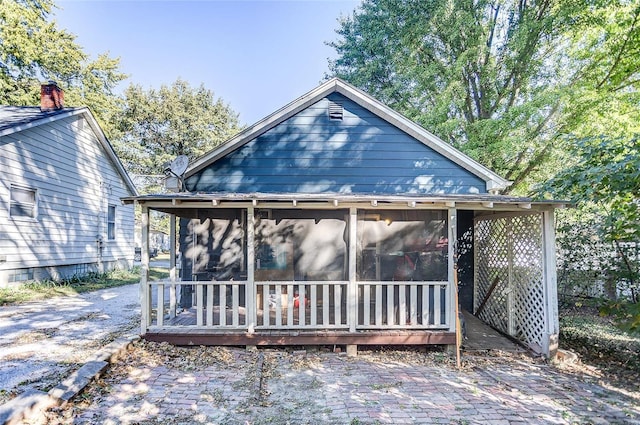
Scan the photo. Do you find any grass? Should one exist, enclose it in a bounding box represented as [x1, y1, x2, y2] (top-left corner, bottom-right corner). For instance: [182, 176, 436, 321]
[560, 308, 640, 375]
[0, 266, 169, 306]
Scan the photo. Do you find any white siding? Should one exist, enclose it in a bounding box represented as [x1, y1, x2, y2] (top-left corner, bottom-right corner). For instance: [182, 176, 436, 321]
[0, 114, 135, 280]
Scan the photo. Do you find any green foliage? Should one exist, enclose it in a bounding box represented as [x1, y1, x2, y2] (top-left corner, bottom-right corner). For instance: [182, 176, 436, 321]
[112, 79, 242, 176]
[0, 0, 126, 136]
[600, 301, 640, 334]
[546, 135, 639, 331]
[328, 0, 569, 192]
[543, 136, 639, 315]
[543, 136, 640, 240]
[560, 312, 640, 373]
[328, 0, 640, 194]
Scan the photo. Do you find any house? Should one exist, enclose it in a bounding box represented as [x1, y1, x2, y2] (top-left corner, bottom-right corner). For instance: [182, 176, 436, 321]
[124, 78, 566, 357]
[0, 82, 138, 286]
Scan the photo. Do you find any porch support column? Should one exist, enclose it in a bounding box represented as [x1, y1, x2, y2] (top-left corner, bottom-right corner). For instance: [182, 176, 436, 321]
[169, 214, 177, 319]
[348, 207, 357, 333]
[246, 207, 256, 333]
[507, 218, 515, 336]
[542, 210, 559, 358]
[448, 207, 457, 332]
[140, 205, 150, 335]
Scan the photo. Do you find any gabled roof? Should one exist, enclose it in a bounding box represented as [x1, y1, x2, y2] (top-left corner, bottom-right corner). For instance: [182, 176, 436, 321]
[0, 105, 138, 196]
[186, 78, 511, 193]
[0, 106, 76, 134]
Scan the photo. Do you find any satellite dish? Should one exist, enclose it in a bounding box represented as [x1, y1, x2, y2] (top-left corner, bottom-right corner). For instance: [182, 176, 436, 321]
[170, 155, 189, 176]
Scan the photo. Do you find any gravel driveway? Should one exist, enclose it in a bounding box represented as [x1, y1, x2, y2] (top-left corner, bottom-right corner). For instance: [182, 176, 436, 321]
[0, 283, 140, 403]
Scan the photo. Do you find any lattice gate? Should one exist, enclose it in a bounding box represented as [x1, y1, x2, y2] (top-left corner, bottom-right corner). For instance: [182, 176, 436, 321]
[474, 212, 553, 355]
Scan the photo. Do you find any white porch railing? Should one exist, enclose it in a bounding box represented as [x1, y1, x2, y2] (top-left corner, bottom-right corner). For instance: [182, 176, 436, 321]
[256, 281, 349, 329]
[357, 281, 449, 329]
[145, 279, 450, 332]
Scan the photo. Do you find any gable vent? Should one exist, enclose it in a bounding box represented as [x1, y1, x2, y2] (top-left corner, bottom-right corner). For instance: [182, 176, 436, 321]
[328, 101, 344, 120]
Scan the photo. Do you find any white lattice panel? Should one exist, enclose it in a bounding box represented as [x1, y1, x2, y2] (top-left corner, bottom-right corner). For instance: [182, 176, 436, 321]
[475, 213, 546, 353]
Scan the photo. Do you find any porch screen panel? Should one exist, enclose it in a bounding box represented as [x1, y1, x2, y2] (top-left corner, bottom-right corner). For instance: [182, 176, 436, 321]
[254, 209, 348, 281]
[356, 210, 449, 329]
[356, 210, 448, 282]
[180, 210, 247, 315]
[254, 209, 348, 328]
[474, 213, 546, 352]
[182, 210, 247, 282]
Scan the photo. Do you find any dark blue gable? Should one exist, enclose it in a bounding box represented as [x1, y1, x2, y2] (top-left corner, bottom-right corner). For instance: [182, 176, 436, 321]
[186, 93, 486, 195]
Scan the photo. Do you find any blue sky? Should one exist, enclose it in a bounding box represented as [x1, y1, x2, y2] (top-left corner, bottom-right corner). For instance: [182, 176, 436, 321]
[55, 0, 361, 125]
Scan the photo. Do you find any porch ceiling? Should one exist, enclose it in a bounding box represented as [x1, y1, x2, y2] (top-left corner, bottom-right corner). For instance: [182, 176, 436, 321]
[121, 192, 569, 215]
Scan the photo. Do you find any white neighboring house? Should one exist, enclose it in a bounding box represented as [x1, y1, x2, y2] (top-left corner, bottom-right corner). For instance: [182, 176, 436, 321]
[0, 82, 138, 286]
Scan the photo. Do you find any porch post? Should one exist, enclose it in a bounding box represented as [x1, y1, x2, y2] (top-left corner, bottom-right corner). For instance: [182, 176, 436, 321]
[348, 207, 358, 333]
[542, 210, 559, 357]
[507, 218, 515, 336]
[169, 214, 177, 319]
[448, 207, 457, 332]
[246, 207, 255, 333]
[140, 205, 150, 334]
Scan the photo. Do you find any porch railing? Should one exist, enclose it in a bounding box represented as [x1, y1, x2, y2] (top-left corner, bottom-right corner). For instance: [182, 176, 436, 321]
[145, 279, 450, 331]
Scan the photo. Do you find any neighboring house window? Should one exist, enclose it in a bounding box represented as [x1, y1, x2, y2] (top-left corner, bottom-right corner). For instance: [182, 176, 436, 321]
[107, 205, 116, 240]
[9, 268, 34, 283]
[10, 186, 37, 218]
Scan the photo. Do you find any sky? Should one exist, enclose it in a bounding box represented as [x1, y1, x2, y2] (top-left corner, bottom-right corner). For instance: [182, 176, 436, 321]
[54, 0, 361, 125]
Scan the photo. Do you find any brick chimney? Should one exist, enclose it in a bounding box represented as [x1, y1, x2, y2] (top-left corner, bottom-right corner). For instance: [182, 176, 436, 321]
[40, 81, 64, 111]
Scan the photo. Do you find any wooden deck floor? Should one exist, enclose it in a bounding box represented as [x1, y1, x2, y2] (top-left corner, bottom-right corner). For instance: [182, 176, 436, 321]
[461, 310, 526, 353]
[147, 306, 455, 346]
[145, 308, 523, 352]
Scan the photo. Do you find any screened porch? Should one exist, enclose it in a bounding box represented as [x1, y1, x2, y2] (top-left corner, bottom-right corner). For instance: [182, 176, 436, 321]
[128, 193, 561, 356]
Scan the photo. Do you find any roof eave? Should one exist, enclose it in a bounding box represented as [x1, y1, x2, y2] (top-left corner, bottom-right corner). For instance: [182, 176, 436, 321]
[121, 192, 571, 212]
[0, 108, 82, 138]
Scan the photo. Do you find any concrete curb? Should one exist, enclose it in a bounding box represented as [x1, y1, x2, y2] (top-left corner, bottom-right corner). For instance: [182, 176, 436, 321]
[0, 334, 140, 425]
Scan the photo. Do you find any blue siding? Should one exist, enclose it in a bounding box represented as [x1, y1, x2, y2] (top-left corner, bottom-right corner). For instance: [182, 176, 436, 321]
[186, 93, 486, 195]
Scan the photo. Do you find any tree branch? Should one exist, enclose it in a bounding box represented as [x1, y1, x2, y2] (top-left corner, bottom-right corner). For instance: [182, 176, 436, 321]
[596, 6, 640, 89]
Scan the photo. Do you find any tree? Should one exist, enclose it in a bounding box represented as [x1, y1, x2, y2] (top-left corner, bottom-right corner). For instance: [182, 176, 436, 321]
[543, 135, 640, 331]
[113, 79, 242, 177]
[328, 0, 640, 193]
[0, 0, 126, 136]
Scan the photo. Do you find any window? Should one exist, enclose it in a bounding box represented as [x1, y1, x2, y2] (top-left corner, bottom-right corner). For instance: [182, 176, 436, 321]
[8, 268, 34, 283]
[107, 205, 116, 240]
[10, 186, 37, 218]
